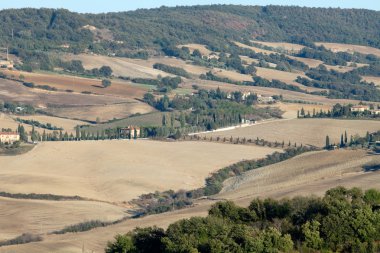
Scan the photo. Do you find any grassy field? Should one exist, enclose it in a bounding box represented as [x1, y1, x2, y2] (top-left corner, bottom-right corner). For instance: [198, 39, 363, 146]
[0, 140, 276, 203]
[201, 118, 380, 147]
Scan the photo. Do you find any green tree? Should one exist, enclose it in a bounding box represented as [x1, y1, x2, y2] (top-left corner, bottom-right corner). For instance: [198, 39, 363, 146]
[102, 79, 112, 88]
[302, 220, 323, 250]
[325, 135, 330, 149]
[105, 234, 134, 253]
[179, 112, 186, 128]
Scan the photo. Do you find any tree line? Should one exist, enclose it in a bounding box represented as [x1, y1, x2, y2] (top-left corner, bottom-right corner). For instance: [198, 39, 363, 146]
[107, 186, 380, 253]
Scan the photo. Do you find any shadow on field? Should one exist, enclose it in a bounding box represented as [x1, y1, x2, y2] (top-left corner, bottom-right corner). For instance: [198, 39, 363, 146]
[363, 163, 380, 172]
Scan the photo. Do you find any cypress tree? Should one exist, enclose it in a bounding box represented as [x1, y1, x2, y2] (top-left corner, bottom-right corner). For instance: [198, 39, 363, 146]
[325, 135, 330, 149]
[344, 131, 348, 144]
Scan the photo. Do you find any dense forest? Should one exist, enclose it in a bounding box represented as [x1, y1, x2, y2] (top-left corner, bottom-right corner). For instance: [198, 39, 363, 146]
[1, 5, 380, 57]
[106, 187, 380, 253]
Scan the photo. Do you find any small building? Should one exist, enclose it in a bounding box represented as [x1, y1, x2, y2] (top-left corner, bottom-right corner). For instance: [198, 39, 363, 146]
[0, 132, 20, 144]
[257, 95, 274, 103]
[350, 105, 370, 112]
[370, 109, 380, 115]
[119, 126, 141, 139]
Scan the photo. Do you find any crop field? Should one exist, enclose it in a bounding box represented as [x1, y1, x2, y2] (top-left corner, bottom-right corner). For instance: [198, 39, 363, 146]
[62, 54, 173, 79]
[13, 115, 87, 134]
[255, 67, 327, 92]
[86, 112, 172, 132]
[182, 79, 357, 107]
[5, 149, 380, 253]
[0, 140, 276, 203]
[0, 197, 126, 241]
[220, 149, 380, 205]
[201, 118, 380, 147]
[315, 42, 380, 57]
[264, 102, 333, 119]
[362, 76, 380, 86]
[253, 41, 305, 52]
[0, 78, 131, 108]
[178, 44, 213, 56]
[2, 69, 150, 100]
[44, 102, 155, 123]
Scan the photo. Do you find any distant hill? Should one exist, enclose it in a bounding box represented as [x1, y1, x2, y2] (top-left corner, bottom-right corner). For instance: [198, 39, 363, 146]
[0, 5, 380, 55]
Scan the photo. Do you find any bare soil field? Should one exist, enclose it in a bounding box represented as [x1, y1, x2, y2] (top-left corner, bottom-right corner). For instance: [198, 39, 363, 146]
[0, 198, 126, 241]
[253, 41, 305, 52]
[2, 70, 149, 100]
[0, 140, 276, 203]
[0, 78, 131, 108]
[44, 102, 155, 123]
[202, 118, 380, 147]
[315, 42, 380, 57]
[5, 150, 380, 253]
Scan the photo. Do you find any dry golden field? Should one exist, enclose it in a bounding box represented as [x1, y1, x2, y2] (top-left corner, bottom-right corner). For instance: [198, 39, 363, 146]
[362, 76, 380, 86]
[4, 149, 380, 253]
[178, 44, 213, 56]
[62, 54, 173, 79]
[202, 118, 380, 147]
[0, 140, 276, 203]
[0, 198, 126, 241]
[182, 79, 358, 107]
[0, 78, 131, 107]
[264, 102, 333, 119]
[253, 41, 305, 52]
[220, 149, 380, 205]
[13, 115, 87, 134]
[2, 69, 150, 100]
[44, 102, 155, 123]
[315, 42, 380, 57]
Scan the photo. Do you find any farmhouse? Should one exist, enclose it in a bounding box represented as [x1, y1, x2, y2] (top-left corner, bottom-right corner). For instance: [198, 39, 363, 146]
[257, 95, 275, 103]
[0, 132, 20, 144]
[119, 126, 141, 139]
[350, 105, 370, 112]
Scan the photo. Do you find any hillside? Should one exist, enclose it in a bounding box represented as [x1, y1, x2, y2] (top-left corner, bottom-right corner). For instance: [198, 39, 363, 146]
[1, 5, 380, 56]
